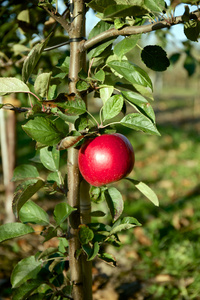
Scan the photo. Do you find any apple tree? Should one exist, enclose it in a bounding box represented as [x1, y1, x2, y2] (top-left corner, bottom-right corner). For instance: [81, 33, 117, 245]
[0, 0, 199, 299]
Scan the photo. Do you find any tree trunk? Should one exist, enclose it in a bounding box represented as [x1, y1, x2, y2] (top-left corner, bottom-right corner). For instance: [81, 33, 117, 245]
[0, 96, 16, 223]
[67, 1, 92, 299]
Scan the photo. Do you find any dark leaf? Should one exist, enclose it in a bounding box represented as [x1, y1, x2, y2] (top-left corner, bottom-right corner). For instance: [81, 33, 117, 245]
[22, 34, 52, 82]
[13, 180, 45, 218]
[12, 280, 43, 300]
[82, 242, 100, 261]
[105, 187, 124, 221]
[141, 45, 170, 72]
[98, 252, 116, 266]
[184, 19, 200, 42]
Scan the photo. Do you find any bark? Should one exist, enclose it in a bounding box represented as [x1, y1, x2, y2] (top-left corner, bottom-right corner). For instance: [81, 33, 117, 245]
[67, 1, 92, 299]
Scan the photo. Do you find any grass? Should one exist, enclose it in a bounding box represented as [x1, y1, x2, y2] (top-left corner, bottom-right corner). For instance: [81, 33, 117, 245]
[111, 91, 200, 299]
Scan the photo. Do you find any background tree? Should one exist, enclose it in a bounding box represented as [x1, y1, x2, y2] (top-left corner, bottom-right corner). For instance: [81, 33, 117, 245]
[0, 0, 199, 299]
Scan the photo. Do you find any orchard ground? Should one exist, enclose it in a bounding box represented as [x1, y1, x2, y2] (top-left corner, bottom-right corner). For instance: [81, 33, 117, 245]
[0, 65, 200, 299]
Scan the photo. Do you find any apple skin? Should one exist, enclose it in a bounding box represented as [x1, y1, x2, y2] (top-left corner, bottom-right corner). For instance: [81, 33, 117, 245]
[78, 133, 135, 187]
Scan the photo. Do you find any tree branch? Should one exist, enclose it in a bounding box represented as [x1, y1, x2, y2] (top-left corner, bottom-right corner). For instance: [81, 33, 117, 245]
[80, 10, 200, 52]
[42, 6, 71, 33]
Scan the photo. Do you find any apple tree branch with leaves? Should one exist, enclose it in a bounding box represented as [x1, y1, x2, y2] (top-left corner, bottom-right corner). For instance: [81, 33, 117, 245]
[0, 0, 199, 299]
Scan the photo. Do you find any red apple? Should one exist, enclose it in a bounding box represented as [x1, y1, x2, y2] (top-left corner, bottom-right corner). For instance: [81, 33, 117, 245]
[78, 133, 135, 187]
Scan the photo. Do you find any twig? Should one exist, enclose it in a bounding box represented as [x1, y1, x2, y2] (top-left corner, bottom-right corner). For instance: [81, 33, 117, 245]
[1, 104, 30, 113]
[42, 5, 71, 33]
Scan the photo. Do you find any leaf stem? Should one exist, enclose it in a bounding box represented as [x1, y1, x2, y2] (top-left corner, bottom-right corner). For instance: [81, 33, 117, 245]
[99, 106, 103, 126]
[86, 110, 100, 127]
[136, 44, 143, 51]
[99, 121, 121, 129]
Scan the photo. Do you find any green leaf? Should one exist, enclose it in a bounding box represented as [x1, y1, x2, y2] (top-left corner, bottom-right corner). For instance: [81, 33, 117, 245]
[82, 242, 100, 261]
[34, 72, 52, 98]
[121, 113, 160, 135]
[122, 90, 155, 122]
[88, 39, 115, 59]
[22, 34, 51, 82]
[55, 109, 78, 123]
[40, 146, 60, 172]
[56, 97, 86, 115]
[100, 86, 114, 104]
[126, 178, 159, 206]
[78, 225, 94, 245]
[19, 200, 50, 225]
[0, 77, 30, 96]
[114, 17, 126, 29]
[47, 172, 61, 185]
[89, 186, 106, 204]
[54, 203, 76, 226]
[141, 45, 170, 72]
[0, 223, 34, 243]
[107, 60, 152, 90]
[76, 80, 90, 92]
[98, 252, 116, 266]
[11, 256, 42, 288]
[88, 20, 114, 39]
[12, 164, 39, 182]
[17, 9, 30, 23]
[13, 180, 45, 218]
[110, 216, 141, 235]
[58, 237, 68, 253]
[94, 69, 105, 82]
[103, 4, 148, 18]
[56, 56, 70, 73]
[87, 0, 115, 13]
[37, 247, 59, 260]
[105, 187, 124, 221]
[144, 0, 165, 13]
[22, 117, 64, 146]
[12, 280, 43, 300]
[113, 35, 141, 60]
[103, 94, 124, 121]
